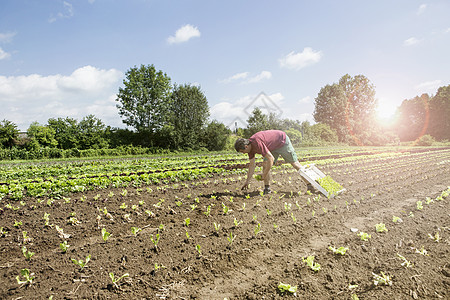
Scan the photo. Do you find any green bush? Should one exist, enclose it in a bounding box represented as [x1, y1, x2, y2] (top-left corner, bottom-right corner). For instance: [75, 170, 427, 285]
[416, 134, 436, 146]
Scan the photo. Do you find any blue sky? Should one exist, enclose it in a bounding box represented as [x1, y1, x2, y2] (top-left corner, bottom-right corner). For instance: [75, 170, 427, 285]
[1, 0, 449, 131]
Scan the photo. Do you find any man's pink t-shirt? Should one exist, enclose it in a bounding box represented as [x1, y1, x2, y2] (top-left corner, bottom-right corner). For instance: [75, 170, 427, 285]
[248, 130, 286, 159]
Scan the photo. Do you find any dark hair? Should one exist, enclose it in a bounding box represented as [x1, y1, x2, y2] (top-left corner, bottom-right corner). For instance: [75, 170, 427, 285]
[234, 138, 250, 152]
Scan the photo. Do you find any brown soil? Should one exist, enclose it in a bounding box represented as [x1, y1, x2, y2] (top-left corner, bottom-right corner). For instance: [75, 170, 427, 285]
[1, 149, 449, 299]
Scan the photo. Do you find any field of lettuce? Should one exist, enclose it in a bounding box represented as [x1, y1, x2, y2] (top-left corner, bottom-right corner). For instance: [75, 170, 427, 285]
[0, 146, 449, 299]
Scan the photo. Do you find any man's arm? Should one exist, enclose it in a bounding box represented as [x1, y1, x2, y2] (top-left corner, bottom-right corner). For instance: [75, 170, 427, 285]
[241, 157, 256, 190]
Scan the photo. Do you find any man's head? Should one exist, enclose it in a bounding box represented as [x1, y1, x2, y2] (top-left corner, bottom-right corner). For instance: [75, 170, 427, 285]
[234, 138, 252, 153]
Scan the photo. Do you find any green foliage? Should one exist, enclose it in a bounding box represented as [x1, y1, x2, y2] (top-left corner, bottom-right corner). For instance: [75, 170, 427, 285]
[316, 175, 344, 195]
[278, 282, 297, 294]
[303, 255, 321, 272]
[416, 134, 435, 146]
[116, 64, 172, 133]
[0, 119, 19, 149]
[169, 84, 210, 149]
[428, 84, 450, 140]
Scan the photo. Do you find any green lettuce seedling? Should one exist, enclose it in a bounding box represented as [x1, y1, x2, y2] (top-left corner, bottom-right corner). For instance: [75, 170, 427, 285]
[278, 282, 297, 294]
[372, 271, 392, 286]
[375, 223, 388, 233]
[102, 228, 111, 242]
[16, 268, 34, 286]
[303, 255, 321, 272]
[358, 232, 371, 241]
[109, 272, 129, 289]
[328, 246, 348, 255]
[21, 246, 35, 260]
[71, 254, 91, 270]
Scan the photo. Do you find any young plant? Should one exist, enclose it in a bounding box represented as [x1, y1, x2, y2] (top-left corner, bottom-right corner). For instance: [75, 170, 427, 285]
[328, 246, 348, 255]
[278, 282, 297, 294]
[43, 212, 51, 227]
[303, 255, 321, 272]
[396, 253, 413, 268]
[21, 246, 35, 260]
[60, 241, 70, 253]
[227, 231, 235, 246]
[233, 218, 243, 227]
[131, 227, 142, 236]
[416, 200, 423, 210]
[71, 254, 91, 270]
[109, 272, 129, 289]
[372, 271, 392, 286]
[375, 223, 388, 233]
[358, 232, 371, 241]
[214, 222, 221, 234]
[16, 268, 35, 286]
[254, 223, 262, 237]
[150, 233, 160, 251]
[184, 218, 190, 227]
[102, 228, 111, 242]
[221, 202, 231, 215]
[204, 205, 211, 216]
[428, 232, 441, 242]
[195, 244, 202, 256]
[392, 216, 403, 223]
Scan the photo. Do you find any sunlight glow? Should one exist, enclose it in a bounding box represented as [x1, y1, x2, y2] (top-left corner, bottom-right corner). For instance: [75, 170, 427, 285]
[376, 99, 398, 123]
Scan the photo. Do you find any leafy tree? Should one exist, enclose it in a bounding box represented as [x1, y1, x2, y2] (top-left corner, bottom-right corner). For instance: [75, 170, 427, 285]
[244, 107, 269, 137]
[27, 122, 58, 149]
[116, 64, 172, 133]
[78, 115, 109, 149]
[395, 94, 430, 141]
[47, 117, 79, 149]
[0, 119, 20, 149]
[314, 74, 377, 144]
[169, 84, 210, 149]
[200, 120, 231, 151]
[313, 83, 349, 142]
[310, 123, 338, 143]
[428, 85, 450, 140]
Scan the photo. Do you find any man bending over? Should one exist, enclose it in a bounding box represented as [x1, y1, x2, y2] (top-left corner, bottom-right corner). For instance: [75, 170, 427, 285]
[234, 130, 311, 195]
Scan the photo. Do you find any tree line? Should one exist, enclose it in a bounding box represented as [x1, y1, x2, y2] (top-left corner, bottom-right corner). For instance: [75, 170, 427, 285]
[1, 65, 449, 160]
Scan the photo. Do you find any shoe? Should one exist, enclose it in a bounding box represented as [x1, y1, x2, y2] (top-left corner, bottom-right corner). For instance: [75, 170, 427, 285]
[263, 187, 271, 195]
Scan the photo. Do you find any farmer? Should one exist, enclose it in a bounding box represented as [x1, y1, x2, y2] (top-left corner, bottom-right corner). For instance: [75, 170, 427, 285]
[234, 129, 311, 194]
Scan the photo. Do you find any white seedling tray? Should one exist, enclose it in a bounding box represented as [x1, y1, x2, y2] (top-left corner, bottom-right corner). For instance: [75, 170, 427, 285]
[298, 164, 345, 198]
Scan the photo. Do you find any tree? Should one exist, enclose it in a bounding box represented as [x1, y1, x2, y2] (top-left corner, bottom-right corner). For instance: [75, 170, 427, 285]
[27, 122, 58, 149]
[77, 115, 109, 149]
[428, 85, 450, 141]
[395, 94, 430, 141]
[169, 84, 210, 149]
[310, 123, 338, 143]
[0, 119, 19, 149]
[313, 74, 377, 144]
[244, 107, 269, 138]
[48, 117, 80, 149]
[200, 120, 231, 151]
[313, 83, 349, 142]
[116, 64, 172, 133]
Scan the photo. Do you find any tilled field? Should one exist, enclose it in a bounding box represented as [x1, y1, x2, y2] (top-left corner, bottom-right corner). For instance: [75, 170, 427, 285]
[1, 148, 449, 299]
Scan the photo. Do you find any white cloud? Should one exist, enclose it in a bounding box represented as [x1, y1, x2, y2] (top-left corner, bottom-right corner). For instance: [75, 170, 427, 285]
[403, 37, 421, 46]
[298, 96, 311, 104]
[219, 72, 249, 83]
[0, 32, 16, 43]
[49, 1, 74, 23]
[417, 4, 427, 15]
[0, 66, 124, 130]
[167, 24, 201, 44]
[0, 47, 11, 60]
[219, 71, 272, 84]
[415, 80, 442, 92]
[246, 71, 272, 83]
[279, 47, 322, 70]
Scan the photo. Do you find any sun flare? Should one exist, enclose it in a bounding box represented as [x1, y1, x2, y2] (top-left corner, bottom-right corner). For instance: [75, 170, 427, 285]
[376, 99, 398, 123]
